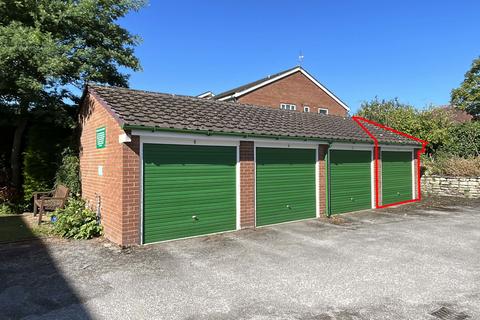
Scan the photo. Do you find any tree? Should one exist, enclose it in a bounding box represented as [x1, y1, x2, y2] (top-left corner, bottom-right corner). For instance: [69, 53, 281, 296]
[355, 97, 419, 134]
[441, 122, 480, 157]
[0, 0, 144, 189]
[356, 98, 455, 154]
[451, 56, 480, 119]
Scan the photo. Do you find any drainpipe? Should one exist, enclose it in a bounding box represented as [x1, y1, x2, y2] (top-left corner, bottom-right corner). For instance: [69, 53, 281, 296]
[95, 193, 101, 222]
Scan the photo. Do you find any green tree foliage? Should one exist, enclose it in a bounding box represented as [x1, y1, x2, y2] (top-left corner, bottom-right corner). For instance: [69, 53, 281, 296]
[354, 98, 418, 133]
[356, 98, 455, 154]
[440, 122, 480, 157]
[22, 123, 71, 202]
[0, 0, 144, 189]
[55, 148, 81, 197]
[451, 56, 480, 119]
[0, 0, 144, 95]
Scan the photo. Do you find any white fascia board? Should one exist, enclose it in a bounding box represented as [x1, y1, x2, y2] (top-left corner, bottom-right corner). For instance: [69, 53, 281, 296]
[217, 94, 235, 101]
[131, 130, 328, 145]
[197, 91, 215, 98]
[255, 141, 321, 149]
[118, 133, 131, 143]
[218, 67, 350, 112]
[299, 69, 350, 112]
[329, 143, 373, 150]
[380, 145, 417, 151]
[217, 68, 302, 102]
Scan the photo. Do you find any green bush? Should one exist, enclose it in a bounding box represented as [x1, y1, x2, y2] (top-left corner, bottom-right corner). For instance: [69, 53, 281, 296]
[0, 202, 19, 215]
[22, 124, 70, 203]
[440, 122, 480, 158]
[55, 148, 80, 196]
[422, 152, 480, 177]
[52, 198, 102, 239]
[356, 98, 456, 154]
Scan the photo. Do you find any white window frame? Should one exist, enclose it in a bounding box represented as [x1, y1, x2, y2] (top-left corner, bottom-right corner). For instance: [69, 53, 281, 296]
[303, 106, 310, 113]
[280, 103, 296, 111]
[318, 108, 329, 115]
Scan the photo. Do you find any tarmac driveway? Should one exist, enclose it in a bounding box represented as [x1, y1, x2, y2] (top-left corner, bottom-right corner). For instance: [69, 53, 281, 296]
[1, 197, 479, 320]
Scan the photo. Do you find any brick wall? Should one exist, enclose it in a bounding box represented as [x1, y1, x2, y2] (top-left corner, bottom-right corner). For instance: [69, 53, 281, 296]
[413, 149, 420, 200]
[237, 71, 347, 116]
[79, 93, 140, 246]
[318, 145, 328, 216]
[239, 141, 255, 228]
[377, 147, 382, 206]
[121, 135, 141, 245]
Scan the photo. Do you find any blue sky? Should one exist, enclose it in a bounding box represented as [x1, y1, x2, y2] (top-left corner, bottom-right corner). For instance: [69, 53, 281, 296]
[120, 0, 479, 113]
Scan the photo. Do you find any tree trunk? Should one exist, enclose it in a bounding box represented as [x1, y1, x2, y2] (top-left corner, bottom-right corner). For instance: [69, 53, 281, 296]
[10, 119, 27, 188]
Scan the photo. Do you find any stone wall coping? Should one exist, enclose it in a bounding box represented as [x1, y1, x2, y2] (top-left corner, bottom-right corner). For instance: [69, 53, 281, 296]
[424, 175, 480, 179]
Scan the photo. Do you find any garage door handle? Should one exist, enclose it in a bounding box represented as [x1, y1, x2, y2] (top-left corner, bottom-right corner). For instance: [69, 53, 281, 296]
[286, 204, 291, 209]
[192, 215, 198, 221]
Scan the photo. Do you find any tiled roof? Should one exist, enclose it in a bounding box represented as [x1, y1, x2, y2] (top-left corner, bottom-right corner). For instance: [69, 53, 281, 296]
[213, 66, 299, 100]
[87, 84, 420, 145]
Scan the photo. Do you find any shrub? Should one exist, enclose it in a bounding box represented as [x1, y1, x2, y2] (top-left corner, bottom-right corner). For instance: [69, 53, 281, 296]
[423, 153, 480, 177]
[0, 186, 24, 214]
[55, 148, 80, 196]
[440, 122, 480, 158]
[356, 98, 456, 154]
[0, 202, 18, 215]
[22, 124, 69, 203]
[52, 198, 102, 239]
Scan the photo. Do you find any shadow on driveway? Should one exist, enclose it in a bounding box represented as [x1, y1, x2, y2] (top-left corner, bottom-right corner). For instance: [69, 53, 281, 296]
[0, 216, 92, 319]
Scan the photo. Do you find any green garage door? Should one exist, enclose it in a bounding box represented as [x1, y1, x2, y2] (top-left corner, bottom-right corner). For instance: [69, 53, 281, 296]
[256, 148, 316, 226]
[382, 151, 413, 205]
[143, 144, 236, 243]
[329, 150, 372, 214]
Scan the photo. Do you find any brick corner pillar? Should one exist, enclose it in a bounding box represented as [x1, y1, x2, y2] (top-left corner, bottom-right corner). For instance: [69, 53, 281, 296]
[377, 147, 382, 207]
[413, 148, 422, 200]
[239, 141, 255, 229]
[121, 134, 141, 246]
[317, 144, 329, 216]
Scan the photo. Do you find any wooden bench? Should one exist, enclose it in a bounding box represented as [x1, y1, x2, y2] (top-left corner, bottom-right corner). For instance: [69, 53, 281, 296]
[33, 185, 69, 224]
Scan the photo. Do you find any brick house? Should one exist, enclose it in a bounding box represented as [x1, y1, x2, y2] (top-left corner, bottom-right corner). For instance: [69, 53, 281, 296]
[79, 84, 422, 246]
[198, 66, 349, 116]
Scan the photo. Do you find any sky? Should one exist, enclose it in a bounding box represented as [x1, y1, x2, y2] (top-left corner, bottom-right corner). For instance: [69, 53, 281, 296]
[119, 0, 480, 114]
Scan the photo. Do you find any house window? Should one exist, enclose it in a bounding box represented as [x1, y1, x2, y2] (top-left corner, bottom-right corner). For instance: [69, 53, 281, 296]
[303, 106, 310, 113]
[280, 103, 296, 111]
[318, 108, 329, 115]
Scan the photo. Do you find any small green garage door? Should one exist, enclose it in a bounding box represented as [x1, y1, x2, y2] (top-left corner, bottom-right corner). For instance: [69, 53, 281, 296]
[382, 151, 413, 205]
[329, 150, 372, 214]
[143, 144, 236, 243]
[256, 147, 316, 226]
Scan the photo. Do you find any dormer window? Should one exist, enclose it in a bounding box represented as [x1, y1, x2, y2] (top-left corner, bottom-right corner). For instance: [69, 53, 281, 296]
[318, 108, 328, 115]
[280, 103, 296, 111]
[303, 106, 310, 112]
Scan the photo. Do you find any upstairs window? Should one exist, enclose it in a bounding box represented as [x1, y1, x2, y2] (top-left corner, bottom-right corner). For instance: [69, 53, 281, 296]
[280, 103, 296, 111]
[318, 108, 329, 115]
[303, 106, 310, 113]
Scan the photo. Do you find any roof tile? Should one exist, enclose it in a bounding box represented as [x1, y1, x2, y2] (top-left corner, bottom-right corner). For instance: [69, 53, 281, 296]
[88, 85, 419, 145]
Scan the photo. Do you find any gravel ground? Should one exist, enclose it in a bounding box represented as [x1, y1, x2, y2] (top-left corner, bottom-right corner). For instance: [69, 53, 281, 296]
[1, 196, 479, 320]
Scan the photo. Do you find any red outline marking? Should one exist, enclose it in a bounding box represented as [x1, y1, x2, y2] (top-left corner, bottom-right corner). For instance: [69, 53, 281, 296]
[352, 116, 428, 209]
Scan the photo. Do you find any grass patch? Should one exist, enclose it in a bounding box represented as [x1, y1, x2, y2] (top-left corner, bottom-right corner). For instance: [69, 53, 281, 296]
[0, 215, 54, 243]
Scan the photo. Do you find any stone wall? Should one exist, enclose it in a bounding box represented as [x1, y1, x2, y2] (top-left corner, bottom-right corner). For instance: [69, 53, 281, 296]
[422, 175, 480, 198]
